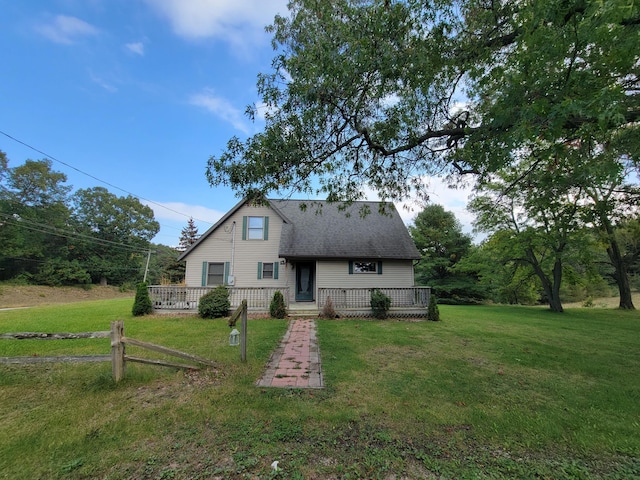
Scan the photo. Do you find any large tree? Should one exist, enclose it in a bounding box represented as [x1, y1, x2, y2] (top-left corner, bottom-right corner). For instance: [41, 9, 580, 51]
[456, 231, 542, 305]
[579, 157, 639, 309]
[0, 158, 73, 281]
[70, 187, 160, 286]
[469, 150, 591, 312]
[207, 0, 638, 203]
[408, 204, 482, 301]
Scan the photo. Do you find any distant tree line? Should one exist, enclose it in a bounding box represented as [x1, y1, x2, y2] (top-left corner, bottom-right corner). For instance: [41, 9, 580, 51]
[0, 151, 187, 288]
[410, 201, 640, 312]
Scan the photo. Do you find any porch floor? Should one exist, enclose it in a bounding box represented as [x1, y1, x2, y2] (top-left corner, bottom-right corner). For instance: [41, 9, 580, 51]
[256, 318, 323, 389]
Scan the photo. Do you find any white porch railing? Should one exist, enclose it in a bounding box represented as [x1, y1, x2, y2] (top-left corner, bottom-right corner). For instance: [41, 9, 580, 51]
[148, 286, 289, 312]
[149, 285, 430, 317]
[318, 287, 430, 312]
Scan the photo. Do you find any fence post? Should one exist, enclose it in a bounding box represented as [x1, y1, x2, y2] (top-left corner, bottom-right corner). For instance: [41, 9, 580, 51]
[240, 300, 247, 363]
[111, 320, 125, 382]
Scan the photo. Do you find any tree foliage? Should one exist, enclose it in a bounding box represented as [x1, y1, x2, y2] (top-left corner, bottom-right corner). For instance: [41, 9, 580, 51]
[70, 187, 160, 286]
[409, 204, 482, 302]
[456, 234, 541, 305]
[0, 152, 168, 287]
[207, 0, 638, 203]
[427, 294, 440, 321]
[198, 285, 231, 319]
[269, 290, 287, 319]
[468, 147, 611, 312]
[132, 282, 153, 316]
[0, 158, 73, 282]
[370, 289, 392, 319]
[178, 217, 199, 252]
[145, 244, 185, 285]
[578, 158, 640, 309]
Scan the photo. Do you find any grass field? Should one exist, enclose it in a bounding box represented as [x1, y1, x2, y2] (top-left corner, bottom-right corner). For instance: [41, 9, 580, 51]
[1, 299, 639, 479]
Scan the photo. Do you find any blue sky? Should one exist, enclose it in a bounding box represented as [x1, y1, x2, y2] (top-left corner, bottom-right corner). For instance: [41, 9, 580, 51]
[0, 0, 475, 247]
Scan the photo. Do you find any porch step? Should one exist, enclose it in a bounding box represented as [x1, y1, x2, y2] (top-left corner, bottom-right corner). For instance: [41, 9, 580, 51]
[288, 312, 319, 318]
[287, 304, 319, 318]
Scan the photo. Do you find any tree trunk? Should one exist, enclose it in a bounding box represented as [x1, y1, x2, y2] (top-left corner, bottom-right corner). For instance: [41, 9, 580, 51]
[607, 238, 635, 310]
[527, 248, 564, 313]
[549, 258, 564, 313]
[600, 214, 635, 310]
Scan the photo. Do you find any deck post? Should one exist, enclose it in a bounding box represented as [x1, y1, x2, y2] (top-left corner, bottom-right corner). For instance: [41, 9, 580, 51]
[111, 320, 125, 382]
[240, 300, 247, 363]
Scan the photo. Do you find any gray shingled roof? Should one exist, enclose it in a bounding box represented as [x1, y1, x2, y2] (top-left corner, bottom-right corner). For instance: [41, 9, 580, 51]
[270, 200, 420, 260]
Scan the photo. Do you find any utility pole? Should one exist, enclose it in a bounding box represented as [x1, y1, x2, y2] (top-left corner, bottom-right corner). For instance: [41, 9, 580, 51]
[143, 249, 152, 283]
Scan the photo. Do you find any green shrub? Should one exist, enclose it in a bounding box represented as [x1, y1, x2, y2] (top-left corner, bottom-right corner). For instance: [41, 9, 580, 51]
[119, 282, 135, 293]
[269, 290, 287, 319]
[198, 285, 230, 319]
[132, 282, 153, 316]
[370, 289, 391, 319]
[33, 259, 91, 287]
[427, 294, 440, 321]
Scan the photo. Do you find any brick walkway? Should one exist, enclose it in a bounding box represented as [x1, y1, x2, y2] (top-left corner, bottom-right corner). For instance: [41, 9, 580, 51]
[256, 318, 323, 389]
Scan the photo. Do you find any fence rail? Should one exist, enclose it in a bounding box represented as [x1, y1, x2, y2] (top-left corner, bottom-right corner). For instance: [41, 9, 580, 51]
[0, 331, 110, 340]
[1, 320, 218, 382]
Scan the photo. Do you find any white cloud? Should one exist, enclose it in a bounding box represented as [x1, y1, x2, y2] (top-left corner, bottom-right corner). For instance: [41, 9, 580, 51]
[88, 71, 118, 92]
[190, 89, 250, 134]
[143, 0, 287, 50]
[36, 15, 99, 45]
[401, 178, 476, 232]
[125, 41, 145, 56]
[363, 177, 478, 237]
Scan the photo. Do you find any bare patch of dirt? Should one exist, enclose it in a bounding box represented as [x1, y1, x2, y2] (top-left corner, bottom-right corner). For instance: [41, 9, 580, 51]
[0, 285, 134, 308]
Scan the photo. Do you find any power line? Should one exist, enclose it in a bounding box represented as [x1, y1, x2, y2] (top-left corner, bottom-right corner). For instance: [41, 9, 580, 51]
[0, 130, 215, 227]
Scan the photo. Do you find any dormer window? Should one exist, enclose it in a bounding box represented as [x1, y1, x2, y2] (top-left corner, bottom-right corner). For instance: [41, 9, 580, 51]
[243, 216, 269, 240]
[248, 216, 264, 239]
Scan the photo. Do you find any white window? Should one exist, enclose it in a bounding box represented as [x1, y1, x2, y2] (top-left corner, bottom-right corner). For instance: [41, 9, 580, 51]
[247, 216, 264, 240]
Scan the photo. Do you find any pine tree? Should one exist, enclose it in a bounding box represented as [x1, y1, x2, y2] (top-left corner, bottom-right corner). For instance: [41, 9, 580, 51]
[178, 217, 199, 251]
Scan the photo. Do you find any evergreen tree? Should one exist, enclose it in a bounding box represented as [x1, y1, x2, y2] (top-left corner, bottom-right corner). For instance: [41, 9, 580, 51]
[409, 205, 482, 302]
[132, 282, 153, 316]
[178, 217, 199, 252]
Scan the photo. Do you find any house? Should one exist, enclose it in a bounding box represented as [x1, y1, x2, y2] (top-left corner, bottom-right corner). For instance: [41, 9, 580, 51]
[150, 198, 429, 316]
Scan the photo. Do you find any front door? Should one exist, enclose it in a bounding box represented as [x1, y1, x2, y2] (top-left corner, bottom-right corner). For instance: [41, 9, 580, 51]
[295, 262, 315, 302]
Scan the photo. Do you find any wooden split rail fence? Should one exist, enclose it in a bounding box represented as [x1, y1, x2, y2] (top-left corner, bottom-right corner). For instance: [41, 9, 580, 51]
[0, 320, 217, 382]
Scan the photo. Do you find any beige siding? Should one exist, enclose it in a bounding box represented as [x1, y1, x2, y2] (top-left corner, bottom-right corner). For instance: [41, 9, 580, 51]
[316, 259, 415, 289]
[182, 202, 416, 304]
[183, 204, 288, 289]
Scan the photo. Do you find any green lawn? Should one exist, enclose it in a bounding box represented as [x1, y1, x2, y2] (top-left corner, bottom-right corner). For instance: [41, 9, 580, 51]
[1, 300, 639, 479]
